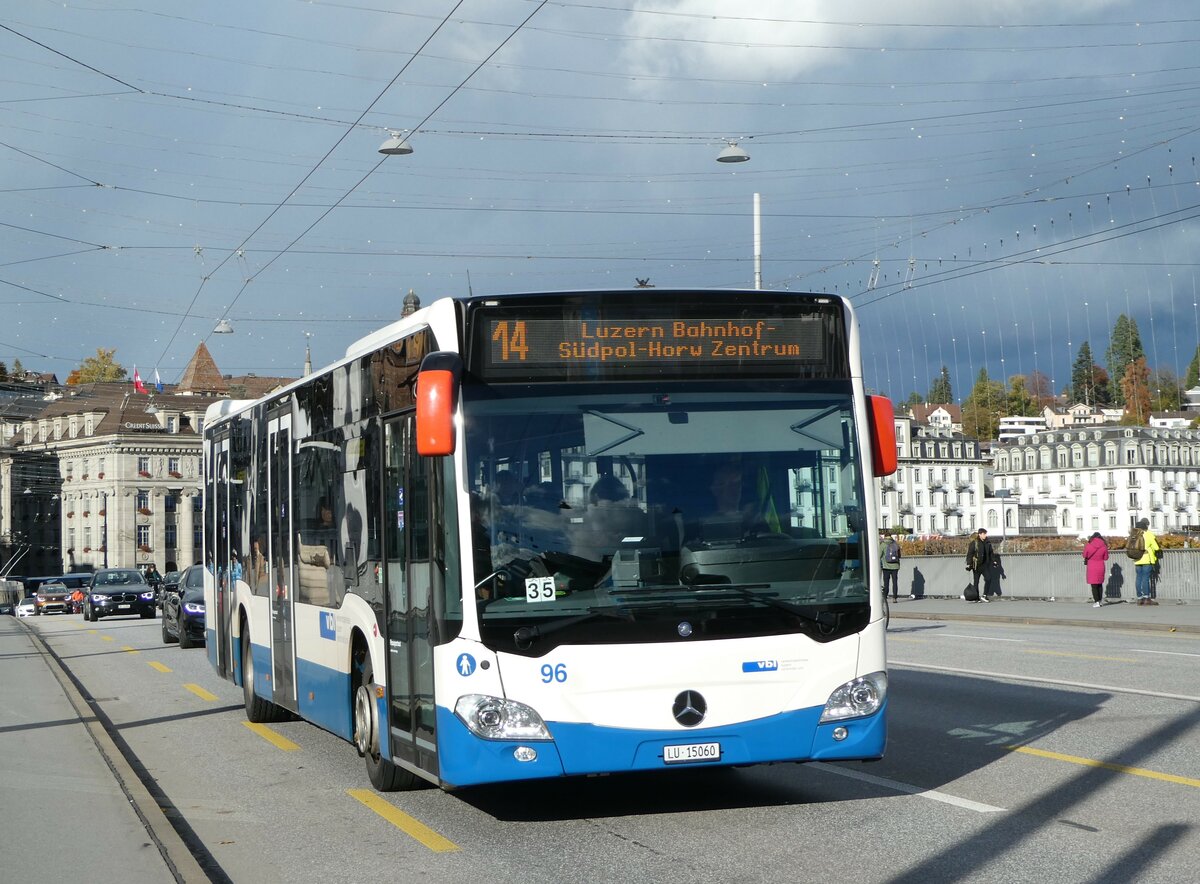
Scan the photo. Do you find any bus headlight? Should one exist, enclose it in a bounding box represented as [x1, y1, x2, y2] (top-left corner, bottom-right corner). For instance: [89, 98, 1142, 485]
[454, 694, 552, 741]
[819, 672, 887, 723]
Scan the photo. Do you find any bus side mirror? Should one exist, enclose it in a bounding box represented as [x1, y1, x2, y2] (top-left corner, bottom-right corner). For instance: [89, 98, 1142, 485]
[415, 352, 462, 456]
[867, 395, 897, 477]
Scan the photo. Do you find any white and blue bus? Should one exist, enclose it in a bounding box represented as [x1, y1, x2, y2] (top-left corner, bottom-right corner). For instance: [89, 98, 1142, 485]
[203, 289, 897, 791]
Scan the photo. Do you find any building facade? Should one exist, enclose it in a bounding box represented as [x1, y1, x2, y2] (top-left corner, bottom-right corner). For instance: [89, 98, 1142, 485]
[991, 425, 1200, 536]
[876, 417, 989, 536]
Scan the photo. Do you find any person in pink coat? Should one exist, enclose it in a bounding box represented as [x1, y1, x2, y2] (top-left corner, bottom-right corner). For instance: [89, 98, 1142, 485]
[1082, 532, 1109, 608]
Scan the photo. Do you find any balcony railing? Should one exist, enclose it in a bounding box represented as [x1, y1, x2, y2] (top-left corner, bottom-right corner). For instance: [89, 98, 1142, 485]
[1102, 481, 1117, 490]
[898, 505, 913, 515]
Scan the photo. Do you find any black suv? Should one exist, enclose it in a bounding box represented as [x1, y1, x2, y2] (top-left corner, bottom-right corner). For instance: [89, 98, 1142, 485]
[84, 568, 157, 621]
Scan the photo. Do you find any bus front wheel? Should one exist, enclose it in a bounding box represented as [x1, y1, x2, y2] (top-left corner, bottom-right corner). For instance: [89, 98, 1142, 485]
[353, 653, 417, 792]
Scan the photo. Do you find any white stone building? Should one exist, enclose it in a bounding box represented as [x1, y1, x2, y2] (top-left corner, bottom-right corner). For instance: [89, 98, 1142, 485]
[876, 417, 989, 537]
[991, 425, 1200, 536]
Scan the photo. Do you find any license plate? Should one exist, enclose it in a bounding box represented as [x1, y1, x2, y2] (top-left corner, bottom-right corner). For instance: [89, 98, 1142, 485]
[663, 742, 721, 764]
[117, 604, 131, 609]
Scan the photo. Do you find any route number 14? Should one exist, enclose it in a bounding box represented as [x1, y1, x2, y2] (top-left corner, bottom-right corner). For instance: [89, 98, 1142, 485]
[492, 320, 529, 361]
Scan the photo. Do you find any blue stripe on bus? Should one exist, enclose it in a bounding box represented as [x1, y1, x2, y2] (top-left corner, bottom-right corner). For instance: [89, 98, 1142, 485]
[295, 656, 352, 740]
[434, 701, 887, 788]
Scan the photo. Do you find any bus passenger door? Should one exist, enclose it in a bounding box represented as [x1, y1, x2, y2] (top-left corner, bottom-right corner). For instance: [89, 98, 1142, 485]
[382, 415, 438, 777]
[212, 433, 233, 679]
[267, 414, 297, 711]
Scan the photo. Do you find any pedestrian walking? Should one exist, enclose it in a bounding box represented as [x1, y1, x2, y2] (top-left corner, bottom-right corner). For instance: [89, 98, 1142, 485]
[880, 530, 901, 601]
[984, 549, 1006, 599]
[964, 528, 993, 602]
[1083, 531, 1109, 608]
[1130, 518, 1160, 606]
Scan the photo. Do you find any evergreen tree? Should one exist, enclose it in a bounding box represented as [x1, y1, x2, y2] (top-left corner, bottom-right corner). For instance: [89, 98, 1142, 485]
[961, 368, 1006, 439]
[11, 357, 23, 378]
[68, 348, 128, 384]
[1186, 344, 1200, 389]
[0, 360, 7, 381]
[1071, 341, 1096, 404]
[902, 390, 923, 410]
[1105, 314, 1144, 406]
[927, 365, 953, 403]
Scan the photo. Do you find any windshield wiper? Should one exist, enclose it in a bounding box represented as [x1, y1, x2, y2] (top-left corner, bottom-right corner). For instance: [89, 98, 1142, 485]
[512, 606, 634, 649]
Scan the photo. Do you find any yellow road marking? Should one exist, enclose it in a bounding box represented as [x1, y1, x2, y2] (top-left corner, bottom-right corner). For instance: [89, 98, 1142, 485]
[1023, 649, 1138, 663]
[347, 789, 460, 852]
[183, 683, 218, 701]
[1009, 746, 1200, 789]
[121, 645, 139, 654]
[100, 635, 114, 642]
[87, 629, 97, 634]
[243, 721, 301, 752]
[148, 661, 172, 673]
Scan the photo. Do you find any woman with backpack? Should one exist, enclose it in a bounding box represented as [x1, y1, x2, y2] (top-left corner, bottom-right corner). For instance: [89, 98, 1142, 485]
[1083, 531, 1109, 608]
[880, 530, 901, 601]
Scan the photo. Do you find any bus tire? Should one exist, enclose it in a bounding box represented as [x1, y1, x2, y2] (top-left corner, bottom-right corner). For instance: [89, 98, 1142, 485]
[241, 626, 287, 723]
[354, 653, 416, 792]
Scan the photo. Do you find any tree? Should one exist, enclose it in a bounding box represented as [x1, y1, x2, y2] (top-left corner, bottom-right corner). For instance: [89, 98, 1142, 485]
[68, 348, 127, 384]
[961, 368, 1007, 440]
[1026, 370, 1055, 408]
[927, 365, 953, 404]
[1105, 314, 1144, 406]
[1149, 367, 1183, 412]
[1071, 341, 1097, 404]
[0, 360, 7, 381]
[1186, 344, 1200, 390]
[1006, 375, 1036, 416]
[1120, 356, 1151, 425]
[12, 357, 23, 378]
[1090, 364, 1112, 406]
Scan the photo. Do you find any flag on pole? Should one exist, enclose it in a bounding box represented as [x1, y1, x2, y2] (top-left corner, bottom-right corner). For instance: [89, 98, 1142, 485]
[133, 367, 147, 395]
[154, 368, 163, 394]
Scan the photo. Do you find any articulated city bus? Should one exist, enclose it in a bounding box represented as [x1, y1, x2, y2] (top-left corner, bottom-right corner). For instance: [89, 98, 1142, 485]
[203, 289, 897, 791]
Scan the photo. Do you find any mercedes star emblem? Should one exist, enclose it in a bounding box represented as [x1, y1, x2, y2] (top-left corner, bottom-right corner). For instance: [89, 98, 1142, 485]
[672, 690, 707, 727]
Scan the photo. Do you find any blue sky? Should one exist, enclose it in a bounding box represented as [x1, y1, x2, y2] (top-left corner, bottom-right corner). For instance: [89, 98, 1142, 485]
[2, 0, 1198, 401]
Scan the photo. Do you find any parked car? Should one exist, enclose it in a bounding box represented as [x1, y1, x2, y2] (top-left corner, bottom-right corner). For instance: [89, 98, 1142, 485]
[157, 570, 182, 607]
[17, 597, 38, 618]
[35, 582, 72, 615]
[83, 569, 156, 621]
[161, 565, 205, 648]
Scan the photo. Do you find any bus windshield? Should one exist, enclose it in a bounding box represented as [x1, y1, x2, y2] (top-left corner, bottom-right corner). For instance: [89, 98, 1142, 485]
[464, 383, 870, 654]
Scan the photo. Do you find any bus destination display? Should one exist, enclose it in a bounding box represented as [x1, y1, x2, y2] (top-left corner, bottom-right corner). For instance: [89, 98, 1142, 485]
[484, 316, 825, 377]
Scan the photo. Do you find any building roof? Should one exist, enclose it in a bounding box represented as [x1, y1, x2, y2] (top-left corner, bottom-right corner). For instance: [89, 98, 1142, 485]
[909, 403, 962, 424]
[176, 343, 226, 395]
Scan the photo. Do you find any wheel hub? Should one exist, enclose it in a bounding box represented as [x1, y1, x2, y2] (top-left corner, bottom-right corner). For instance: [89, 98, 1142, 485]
[354, 684, 376, 757]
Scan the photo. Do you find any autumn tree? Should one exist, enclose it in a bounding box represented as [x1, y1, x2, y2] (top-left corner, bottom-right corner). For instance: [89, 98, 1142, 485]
[961, 368, 1007, 439]
[1120, 356, 1151, 424]
[1006, 375, 1036, 416]
[927, 365, 953, 403]
[68, 348, 127, 384]
[1026, 370, 1055, 408]
[1106, 314, 1144, 406]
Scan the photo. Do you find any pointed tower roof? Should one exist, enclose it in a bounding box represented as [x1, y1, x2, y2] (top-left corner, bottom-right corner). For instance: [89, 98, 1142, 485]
[176, 342, 227, 395]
